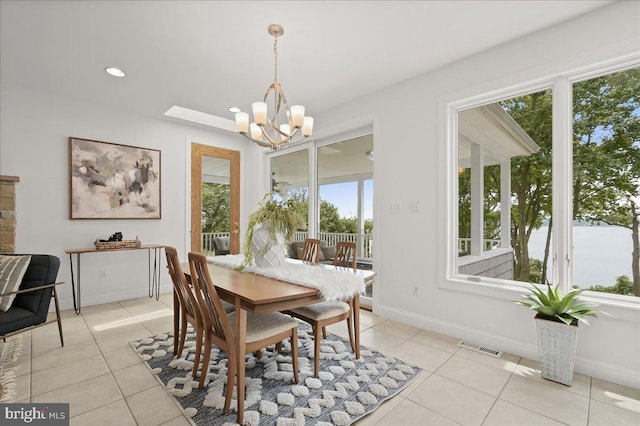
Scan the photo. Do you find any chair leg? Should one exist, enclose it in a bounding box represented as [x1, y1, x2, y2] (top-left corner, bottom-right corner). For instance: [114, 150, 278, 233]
[313, 325, 321, 377]
[347, 300, 356, 352]
[192, 327, 203, 379]
[199, 336, 212, 388]
[52, 288, 64, 347]
[275, 341, 283, 353]
[223, 355, 236, 414]
[346, 316, 355, 353]
[177, 317, 188, 358]
[291, 328, 299, 383]
[322, 326, 327, 339]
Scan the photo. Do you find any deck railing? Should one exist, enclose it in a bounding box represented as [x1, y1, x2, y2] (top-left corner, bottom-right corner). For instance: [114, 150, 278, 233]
[204, 232, 497, 259]
[201, 231, 373, 259]
[458, 238, 501, 254]
[293, 231, 373, 259]
[202, 232, 230, 254]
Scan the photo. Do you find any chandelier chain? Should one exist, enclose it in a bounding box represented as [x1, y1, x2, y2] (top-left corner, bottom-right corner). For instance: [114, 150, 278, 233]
[273, 32, 278, 82]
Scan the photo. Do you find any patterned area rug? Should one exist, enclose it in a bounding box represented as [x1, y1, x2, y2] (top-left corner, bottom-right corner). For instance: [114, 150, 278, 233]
[130, 322, 421, 425]
[0, 335, 23, 402]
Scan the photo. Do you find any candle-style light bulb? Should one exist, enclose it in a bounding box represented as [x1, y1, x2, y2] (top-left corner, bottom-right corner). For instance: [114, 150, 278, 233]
[290, 105, 305, 128]
[302, 116, 314, 137]
[279, 124, 290, 142]
[252, 102, 267, 126]
[235, 112, 249, 134]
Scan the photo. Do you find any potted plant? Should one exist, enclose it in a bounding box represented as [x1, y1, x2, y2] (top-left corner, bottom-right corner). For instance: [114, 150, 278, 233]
[515, 283, 606, 386]
[243, 193, 304, 268]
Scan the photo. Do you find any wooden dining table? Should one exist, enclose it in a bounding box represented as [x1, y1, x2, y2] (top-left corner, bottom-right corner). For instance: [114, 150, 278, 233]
[179, 260, 375, 424]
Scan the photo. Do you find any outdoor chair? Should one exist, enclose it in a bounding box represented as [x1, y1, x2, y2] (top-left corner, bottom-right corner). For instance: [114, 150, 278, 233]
[212, 237, 230, 256]
[0, 254, 64, 346]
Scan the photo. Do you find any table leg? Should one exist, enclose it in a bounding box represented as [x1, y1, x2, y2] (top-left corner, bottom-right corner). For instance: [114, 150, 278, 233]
[155, 248, 161, 299]
[235, 298, 247, 425]
[148, 248, 161, 300]
[354, 293, 360, 359]
[69, 253, 82, 315]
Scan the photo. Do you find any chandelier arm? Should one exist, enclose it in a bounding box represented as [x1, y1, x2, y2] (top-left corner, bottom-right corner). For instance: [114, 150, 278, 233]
[240, 132, 273, 148]
[264, 118, 299, 139]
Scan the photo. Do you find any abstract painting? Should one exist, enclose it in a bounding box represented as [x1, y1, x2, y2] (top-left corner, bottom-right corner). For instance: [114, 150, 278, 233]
[69, 137, 161, 219]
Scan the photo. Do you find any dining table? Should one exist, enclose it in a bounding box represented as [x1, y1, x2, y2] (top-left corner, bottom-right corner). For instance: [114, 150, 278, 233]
[179, 258, 375, 424]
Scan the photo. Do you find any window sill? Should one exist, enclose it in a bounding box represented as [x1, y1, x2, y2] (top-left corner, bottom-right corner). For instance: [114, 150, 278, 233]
[441, 275, 640, 323]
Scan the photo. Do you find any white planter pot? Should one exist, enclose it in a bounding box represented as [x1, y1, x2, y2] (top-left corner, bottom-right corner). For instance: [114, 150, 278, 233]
[251, 225, 286, 268]
[535, 315, 578, 386]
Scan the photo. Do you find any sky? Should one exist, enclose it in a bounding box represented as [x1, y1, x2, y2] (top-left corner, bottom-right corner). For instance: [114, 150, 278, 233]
[320, 180, 373, 220]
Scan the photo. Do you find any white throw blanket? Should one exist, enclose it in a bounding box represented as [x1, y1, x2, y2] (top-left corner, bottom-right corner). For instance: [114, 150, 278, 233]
[206, 254, 365, 301]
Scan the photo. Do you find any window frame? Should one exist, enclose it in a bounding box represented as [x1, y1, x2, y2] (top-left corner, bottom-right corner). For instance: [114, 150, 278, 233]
[440, 55, 640, 316]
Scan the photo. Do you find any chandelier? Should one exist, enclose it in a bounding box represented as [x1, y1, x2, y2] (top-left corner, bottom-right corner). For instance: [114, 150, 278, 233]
[234, 24, 313, 149]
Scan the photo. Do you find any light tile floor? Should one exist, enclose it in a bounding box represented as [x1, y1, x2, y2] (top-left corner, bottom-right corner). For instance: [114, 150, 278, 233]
[3, 294, 639, 425]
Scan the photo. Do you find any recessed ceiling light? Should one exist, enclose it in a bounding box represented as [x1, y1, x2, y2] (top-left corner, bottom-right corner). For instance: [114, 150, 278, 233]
[229, 107, 241, 113]
[105, 67, 126, 77]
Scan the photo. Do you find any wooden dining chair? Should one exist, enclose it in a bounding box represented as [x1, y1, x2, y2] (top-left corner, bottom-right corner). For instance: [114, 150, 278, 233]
[333, 241, 357, 270]
[188, 252, 300, 408]
[285, 242, 357, 377]
[301, 238, 321, 264]
[165, 247, 205, 379]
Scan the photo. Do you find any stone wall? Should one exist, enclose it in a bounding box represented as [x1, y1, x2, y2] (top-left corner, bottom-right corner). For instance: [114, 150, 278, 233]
[0, 175, 19, 253]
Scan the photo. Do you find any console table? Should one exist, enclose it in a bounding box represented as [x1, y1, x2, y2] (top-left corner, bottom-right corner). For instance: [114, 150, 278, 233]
[64, 245, 165, 314]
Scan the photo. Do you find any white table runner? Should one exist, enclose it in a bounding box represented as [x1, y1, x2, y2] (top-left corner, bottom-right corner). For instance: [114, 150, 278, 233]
[206, 254, 365, 301]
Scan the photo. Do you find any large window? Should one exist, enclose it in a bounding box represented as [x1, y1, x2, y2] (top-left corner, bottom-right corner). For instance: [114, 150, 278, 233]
[457, 90, 551, 283]
[571, 68, 640, 297]
[451, 62, 640, 301]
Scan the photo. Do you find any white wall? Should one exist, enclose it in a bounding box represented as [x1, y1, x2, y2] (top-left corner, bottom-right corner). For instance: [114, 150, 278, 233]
[0, 84, 264, 311]
[1, 1, 638, 390]
[313, 1, 640, 388]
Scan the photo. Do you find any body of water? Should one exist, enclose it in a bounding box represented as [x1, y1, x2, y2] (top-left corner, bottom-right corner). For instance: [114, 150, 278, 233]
[528, 225, 632, 289]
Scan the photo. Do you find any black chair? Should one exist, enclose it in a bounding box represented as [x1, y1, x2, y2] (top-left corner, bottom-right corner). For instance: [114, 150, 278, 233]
[212, 237, 230, 256]
[0, 254, 64, 346]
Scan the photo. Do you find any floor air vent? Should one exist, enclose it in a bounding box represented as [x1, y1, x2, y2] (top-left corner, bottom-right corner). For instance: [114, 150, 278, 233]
[457, 341, 503, 358]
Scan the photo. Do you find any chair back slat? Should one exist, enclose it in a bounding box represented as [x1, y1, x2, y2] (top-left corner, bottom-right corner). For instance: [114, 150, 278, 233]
[188, 252, 235, 345]
[301, 238, 321, 264]
[165, 247, 200, 322]
[333, 241, 357, 270]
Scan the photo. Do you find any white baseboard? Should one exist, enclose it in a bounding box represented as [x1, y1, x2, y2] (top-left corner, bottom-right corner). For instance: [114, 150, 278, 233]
[374, 304, 640, 390]
[56, 285, 174, 312]
[574, 356, 640, 390]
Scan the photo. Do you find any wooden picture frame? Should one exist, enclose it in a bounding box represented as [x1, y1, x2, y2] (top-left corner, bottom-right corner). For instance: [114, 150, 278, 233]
[69, 137, 161, 219]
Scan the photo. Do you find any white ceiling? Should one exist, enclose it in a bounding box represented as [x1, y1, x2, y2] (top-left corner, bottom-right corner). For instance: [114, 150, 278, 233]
[0, 1, 612, 126]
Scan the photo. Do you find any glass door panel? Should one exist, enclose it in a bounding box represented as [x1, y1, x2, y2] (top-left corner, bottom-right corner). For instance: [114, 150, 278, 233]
[317, 135, 374, 303]
[271, 149, 310, 254]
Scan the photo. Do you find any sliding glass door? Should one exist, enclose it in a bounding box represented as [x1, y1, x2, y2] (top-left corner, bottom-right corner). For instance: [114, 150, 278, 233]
[268, 131, 374, 306]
